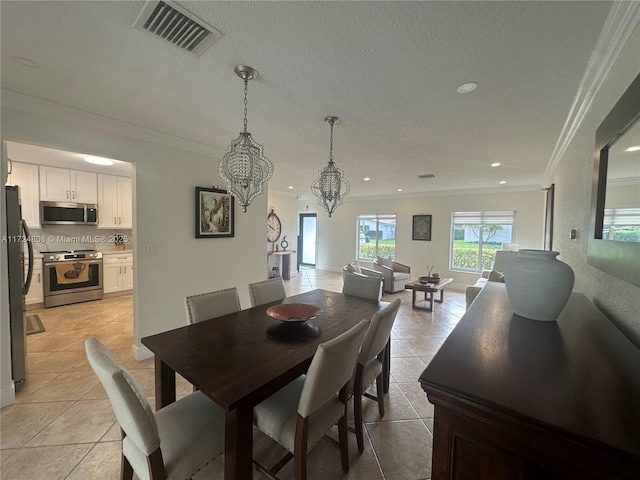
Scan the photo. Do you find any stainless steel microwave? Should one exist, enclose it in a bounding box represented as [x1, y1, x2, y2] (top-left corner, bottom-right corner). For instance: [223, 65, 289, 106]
[40, 201, 98, 225]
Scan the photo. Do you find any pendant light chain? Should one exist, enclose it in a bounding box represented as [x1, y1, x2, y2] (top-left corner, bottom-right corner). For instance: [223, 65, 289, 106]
[243, 77, 249, 133]
[328, 119, 334, 163]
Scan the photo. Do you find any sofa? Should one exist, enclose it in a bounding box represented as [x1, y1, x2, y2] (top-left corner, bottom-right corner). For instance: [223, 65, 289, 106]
[372, 257, 411, 294]
[465, 250, 521, 309]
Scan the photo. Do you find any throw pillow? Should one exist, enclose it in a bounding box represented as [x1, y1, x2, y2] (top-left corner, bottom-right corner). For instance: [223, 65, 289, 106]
[488, 270, 505, 283]
[377, 256, 394, 269]
[345, 263, 356, 274]
[352, 262, 362, 274]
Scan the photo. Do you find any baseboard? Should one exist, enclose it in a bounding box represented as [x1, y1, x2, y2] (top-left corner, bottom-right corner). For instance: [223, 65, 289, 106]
[132, 343, 153, 361]
[0, 383, 16, 408]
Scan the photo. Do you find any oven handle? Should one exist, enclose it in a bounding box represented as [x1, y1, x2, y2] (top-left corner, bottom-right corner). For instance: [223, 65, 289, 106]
[43, 259, 104, 267]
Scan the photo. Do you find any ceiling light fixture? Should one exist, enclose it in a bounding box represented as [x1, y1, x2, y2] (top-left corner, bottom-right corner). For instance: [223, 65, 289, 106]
[311, 116, 350, 218]
[499, 180, 507, 185]
[457, 82, 477, 94]
[625, 146, 640, 152]
[491, 162, 501, 167]
[363, 177, 370, 181]
[397, 188, 403, 192]
[288, 186, 293, 189]
[84, 156, 114, 166]
[219, 65, 273, 213]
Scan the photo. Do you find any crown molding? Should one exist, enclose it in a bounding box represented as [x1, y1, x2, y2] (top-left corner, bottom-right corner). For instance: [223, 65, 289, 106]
[1, 89, 227, 158]
[544, 1, 640, 181]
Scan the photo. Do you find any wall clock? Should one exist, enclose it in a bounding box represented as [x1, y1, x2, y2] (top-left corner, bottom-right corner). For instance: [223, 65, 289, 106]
[267, 207, 282, 243]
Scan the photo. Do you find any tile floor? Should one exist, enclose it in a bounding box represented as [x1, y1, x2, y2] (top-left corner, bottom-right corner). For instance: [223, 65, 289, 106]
[0, 268, 466, 479]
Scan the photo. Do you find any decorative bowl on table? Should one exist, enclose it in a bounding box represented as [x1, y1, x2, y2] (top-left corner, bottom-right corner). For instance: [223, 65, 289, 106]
[266, 303, 322, 322]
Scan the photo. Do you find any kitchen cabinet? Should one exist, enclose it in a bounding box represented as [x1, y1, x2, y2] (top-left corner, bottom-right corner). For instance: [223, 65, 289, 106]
[24, 260, 43, 306]
[97, 174, 132, 229]
[103, 253, 133, 294]
[6, 161, 40, 228]
[39, 166, 97, 203]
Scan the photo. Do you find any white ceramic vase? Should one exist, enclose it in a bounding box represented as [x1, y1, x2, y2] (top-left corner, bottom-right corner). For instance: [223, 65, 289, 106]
[503, 249, 575, 322]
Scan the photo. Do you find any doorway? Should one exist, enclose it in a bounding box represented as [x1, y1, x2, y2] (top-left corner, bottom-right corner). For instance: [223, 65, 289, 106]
[298, 213, 317, 267]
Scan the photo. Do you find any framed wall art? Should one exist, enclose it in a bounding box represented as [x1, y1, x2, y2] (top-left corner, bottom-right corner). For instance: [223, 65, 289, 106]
[195, 187, 234, 238]
[412, 214, 432, 241]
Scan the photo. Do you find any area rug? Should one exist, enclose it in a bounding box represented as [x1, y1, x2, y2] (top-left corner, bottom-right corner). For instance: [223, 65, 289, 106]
[26, 314, 45, 335]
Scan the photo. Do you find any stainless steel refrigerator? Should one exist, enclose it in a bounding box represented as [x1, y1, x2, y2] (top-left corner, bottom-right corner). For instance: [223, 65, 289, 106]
[5, 185, 33, 390]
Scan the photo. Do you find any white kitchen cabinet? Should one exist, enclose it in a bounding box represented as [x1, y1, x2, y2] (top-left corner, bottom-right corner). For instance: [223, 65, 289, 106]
[39, 166, 97, 203]
[24, 262, 43, 306]
[6, 161, 40, 228]
[103, 253, 133, 294]
[97, 174, 132, 228]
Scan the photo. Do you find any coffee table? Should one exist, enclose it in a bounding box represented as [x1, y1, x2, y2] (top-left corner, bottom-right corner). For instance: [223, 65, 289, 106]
[405, 277, 453, 311]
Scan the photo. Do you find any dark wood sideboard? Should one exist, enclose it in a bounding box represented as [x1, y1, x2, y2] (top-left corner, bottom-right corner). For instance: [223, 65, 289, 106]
[419, 282, 640, 479]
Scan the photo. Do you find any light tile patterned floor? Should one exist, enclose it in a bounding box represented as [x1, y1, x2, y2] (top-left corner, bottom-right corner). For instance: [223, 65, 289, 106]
[1, 268, 466, 479]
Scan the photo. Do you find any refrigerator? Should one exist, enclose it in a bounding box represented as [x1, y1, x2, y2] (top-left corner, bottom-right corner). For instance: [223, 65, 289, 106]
[5, 185, 33, 390]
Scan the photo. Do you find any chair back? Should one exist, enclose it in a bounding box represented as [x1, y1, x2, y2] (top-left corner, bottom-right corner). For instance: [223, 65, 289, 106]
[342, 273, 382, 301]
[185, 287, 241, 324]
[358, 298, 401, 365]
[249, 277, 286, 307]
[298, 320, 368, 418]
[85, 338, 160, 456]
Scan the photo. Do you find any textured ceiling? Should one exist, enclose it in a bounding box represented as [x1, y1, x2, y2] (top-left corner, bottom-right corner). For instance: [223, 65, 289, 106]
[0, 1, 613, 200]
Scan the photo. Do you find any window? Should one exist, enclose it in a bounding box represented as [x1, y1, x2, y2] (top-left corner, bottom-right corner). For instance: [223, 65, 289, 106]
[357, 214, 397, 260]
[450, 211, 516, 272]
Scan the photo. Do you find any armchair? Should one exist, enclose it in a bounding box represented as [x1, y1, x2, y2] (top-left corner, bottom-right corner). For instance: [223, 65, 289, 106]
[372, 257, 411, 294]
[465, 250, 521, 309]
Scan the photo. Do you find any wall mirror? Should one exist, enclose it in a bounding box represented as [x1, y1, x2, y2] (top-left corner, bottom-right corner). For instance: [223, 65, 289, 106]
[588, 72, 640, 286]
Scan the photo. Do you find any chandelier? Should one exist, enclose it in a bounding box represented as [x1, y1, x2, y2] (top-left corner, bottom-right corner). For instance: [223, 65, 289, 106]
[219, 65, 273, 212]
[311, 116, 350, 217]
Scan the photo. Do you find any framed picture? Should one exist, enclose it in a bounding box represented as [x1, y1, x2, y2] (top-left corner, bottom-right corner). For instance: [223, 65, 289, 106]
[195, 187, 234, 238]
[412, 214, 432, 241]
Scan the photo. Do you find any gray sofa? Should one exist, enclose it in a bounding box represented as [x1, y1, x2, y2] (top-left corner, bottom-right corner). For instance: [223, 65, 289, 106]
[465, 250, 521, 309]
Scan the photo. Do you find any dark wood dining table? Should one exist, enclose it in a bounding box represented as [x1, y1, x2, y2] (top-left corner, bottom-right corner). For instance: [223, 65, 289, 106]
[141, 288, 390, 480]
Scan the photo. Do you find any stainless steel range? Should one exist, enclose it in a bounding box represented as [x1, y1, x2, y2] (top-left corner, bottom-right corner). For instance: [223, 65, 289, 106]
[42, 250, 103, 307]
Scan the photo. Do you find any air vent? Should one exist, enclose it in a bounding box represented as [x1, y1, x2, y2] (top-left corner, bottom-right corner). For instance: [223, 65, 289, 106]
[418, 173, 436, 179]
[133, 1, 222, 57]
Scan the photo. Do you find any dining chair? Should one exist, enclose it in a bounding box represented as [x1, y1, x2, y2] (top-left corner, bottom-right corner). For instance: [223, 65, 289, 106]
[248, 277, 286, 307]
[350, 298, 401, 453]
[342, 272, 383, 301]
[84, 338, 225, 480]
[253, 319, 369, 480]
[185, 287, 241, 324]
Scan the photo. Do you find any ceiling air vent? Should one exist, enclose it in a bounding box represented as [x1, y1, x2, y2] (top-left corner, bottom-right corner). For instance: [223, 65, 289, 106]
[133, 0, 222, 57]
[418, 173, 436, 179]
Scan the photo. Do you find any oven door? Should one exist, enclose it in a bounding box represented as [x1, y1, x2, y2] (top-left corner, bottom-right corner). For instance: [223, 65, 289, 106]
[43, 259, 103, 297]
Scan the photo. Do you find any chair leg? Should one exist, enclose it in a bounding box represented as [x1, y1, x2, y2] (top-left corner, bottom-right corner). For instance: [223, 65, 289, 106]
[376, 373, 385, 417]
[294, 415, 308, 480]
[121, 453, 134, 480]
[338, 414, 350, 473]
[353, 391, 365, 454]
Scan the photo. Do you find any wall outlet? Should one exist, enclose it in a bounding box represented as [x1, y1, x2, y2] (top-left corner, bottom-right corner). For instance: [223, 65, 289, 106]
[570, 229, 577, 240]
[147, 243, 157, 255]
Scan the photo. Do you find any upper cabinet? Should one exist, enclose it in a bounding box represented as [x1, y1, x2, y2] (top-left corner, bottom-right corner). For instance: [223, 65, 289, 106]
[6, 162, 40, 228]
[98, 174, 132, 229]
[39, 166, 97, 203]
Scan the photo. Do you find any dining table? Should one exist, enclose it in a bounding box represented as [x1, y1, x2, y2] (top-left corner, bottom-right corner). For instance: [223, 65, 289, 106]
[141, 288, 390, 480]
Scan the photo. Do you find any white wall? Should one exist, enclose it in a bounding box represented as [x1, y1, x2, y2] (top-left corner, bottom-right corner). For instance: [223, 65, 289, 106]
[1, 91, 267, 406]
[550, 25, 640, 347]
[298, 189, 545, 290]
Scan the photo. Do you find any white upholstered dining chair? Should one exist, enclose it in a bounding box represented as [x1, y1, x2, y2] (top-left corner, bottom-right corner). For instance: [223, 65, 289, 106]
[342, 272, 383, 301]
[85, 338, 225, 480]
[248, 277, 286, 307]
[349, 298, 401, 453]
[185, 287, 241, 324]
[252, 320, 369, 480]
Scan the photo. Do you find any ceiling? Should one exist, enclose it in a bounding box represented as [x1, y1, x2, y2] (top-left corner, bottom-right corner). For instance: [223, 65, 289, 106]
[1, 1, 615, 200]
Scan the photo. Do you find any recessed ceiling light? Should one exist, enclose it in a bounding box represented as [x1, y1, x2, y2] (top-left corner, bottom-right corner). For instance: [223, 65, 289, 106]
[10, 55, 39, 68]
[397, 188, 403, 192]
[457, 82, 477, 94]
[84, 156, 114, 166]
[625, 146, 640, 152]
[288, 186, 294, 189]
[363, 177, 370, 181]
[499, 180, 507, 185]
[491, 162, 501, 167]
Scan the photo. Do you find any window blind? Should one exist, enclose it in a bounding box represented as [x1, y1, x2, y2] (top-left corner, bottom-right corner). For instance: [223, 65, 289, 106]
[452, 210, 516, 225]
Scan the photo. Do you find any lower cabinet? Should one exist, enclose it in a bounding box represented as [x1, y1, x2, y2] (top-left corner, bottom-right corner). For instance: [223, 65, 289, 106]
[25, 264, 43, 306]
[103, 254, 133, 294]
